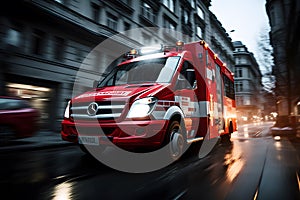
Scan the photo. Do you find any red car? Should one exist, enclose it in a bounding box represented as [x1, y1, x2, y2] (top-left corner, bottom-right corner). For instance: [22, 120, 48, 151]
[0, 96, 40, 140]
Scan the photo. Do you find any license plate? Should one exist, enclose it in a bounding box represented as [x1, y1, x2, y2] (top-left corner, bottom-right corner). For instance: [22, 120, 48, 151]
[78, 136, 99, 145]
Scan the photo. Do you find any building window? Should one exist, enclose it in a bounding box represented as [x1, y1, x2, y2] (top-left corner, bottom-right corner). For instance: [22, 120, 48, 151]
[141, 2, 156, 23]
[241, 58, 247, 64]
[190, 0, 195, 8]
[197, 5, 204, 19]
[53, 36, 65, 61]
[235, 82, 243, 92]
[124, 21, 131, 31]
[196, 26, 203, 38]
[107, 13, 118, 30]
[164, 17, 176, 31]
[163, 0, 175, 13]
[182, 9, 189, 24]
[31, 29, 45, 56]
[236, 68, 243, 77]
[6, 28, 21, 47]
[91, 3, 100, 22]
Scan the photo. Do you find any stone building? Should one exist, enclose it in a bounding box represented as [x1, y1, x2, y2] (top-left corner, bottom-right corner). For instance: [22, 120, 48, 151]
[266, 0, 300, 127]
[0, 0, 233, 131]
[233, 41, 263, 123]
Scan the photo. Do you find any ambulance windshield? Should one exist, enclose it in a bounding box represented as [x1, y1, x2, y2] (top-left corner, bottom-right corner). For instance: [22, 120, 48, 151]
[98, 56, 180, 87]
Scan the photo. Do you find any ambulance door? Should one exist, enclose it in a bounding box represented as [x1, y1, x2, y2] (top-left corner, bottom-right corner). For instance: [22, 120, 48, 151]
[206, 60, 220, 139]
[175, 60, 199, 140]
[215, 64, 224, 135]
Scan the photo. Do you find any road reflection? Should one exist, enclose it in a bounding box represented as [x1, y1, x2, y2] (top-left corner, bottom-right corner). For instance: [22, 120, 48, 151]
[52, 181, 74, 200]
[224, 143, 245, 182]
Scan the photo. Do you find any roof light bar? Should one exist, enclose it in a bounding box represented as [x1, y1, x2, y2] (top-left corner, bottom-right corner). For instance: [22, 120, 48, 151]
[125, 40, 186, 59]
[140, 45, 163, 55]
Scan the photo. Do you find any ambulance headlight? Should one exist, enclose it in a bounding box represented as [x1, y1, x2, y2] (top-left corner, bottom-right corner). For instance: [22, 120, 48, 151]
[64, 101, 71, 119]
[127, 97, 157, 119]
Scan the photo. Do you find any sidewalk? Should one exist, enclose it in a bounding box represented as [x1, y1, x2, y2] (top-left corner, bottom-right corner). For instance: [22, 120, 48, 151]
[0, 131, 75, 153]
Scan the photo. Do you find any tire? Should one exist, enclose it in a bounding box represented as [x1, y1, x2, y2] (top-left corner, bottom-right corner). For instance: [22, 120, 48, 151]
[221, 121, 233, 144]
[166, 121, 186, 161]
[229, 121, 234, 134]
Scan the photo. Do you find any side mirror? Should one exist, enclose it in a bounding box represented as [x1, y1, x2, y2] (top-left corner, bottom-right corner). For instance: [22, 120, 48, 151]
[93, 80, 99, 88]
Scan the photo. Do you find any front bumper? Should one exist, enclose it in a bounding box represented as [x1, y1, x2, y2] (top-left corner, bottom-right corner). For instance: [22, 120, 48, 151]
[61, 119, 169, 149]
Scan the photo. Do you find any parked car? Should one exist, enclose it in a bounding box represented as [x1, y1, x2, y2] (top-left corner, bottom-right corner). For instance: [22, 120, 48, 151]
[0, 96, 40, 141]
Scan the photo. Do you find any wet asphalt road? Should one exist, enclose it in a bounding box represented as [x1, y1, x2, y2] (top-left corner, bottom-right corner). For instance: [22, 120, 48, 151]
[0, 121, 299, 200]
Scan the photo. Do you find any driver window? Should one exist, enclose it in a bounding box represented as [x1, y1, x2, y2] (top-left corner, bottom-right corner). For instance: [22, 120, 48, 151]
[179, 61, 196, 89]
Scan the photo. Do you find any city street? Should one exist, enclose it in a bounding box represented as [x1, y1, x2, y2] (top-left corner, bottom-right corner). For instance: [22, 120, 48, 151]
[0, 121, 299, 200]
[1, 1, 299, 200]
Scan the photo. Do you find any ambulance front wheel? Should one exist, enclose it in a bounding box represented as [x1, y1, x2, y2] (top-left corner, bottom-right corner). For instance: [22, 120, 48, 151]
[167, 121, 187, 161]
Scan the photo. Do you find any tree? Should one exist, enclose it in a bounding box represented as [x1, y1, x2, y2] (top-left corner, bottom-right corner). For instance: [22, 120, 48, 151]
[256, 27, 275, 94]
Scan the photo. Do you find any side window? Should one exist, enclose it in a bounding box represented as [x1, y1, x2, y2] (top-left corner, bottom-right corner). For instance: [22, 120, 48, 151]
[223, 75, 235, 99]
[178, 61, 196, 89]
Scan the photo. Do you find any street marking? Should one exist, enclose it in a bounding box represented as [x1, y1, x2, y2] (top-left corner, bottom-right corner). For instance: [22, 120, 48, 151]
[173, 189, 188, 200]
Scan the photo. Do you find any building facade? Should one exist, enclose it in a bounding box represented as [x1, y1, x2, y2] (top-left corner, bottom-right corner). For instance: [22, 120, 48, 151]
[266, 0, 300, 127]
[0, 0, 234, 131]
[233, 41, 263, 124]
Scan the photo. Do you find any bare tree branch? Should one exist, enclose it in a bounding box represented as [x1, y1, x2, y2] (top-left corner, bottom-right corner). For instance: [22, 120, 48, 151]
[256, 27, 275, 93]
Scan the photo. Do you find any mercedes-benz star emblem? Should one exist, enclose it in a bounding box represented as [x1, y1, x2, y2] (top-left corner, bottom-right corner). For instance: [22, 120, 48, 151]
[87, 102, 98, 116]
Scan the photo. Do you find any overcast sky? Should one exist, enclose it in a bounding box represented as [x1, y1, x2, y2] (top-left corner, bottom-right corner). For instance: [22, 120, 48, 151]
[210, 0, 270, 57]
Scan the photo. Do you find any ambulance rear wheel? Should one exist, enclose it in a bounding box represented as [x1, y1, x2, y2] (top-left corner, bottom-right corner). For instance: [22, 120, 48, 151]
[221, 134, 231, 144]
[167, 121, 186, 161]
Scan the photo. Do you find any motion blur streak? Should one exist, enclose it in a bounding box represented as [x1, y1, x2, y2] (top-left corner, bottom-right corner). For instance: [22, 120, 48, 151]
[52, 182, 73, 200]
[253, 189, 258, 200]
[297, 172, 300, 191]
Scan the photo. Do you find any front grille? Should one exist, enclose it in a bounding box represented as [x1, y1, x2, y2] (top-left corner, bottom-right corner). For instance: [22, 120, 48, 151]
[71, 101, 126, 120]
[77, 127, 116, 136]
